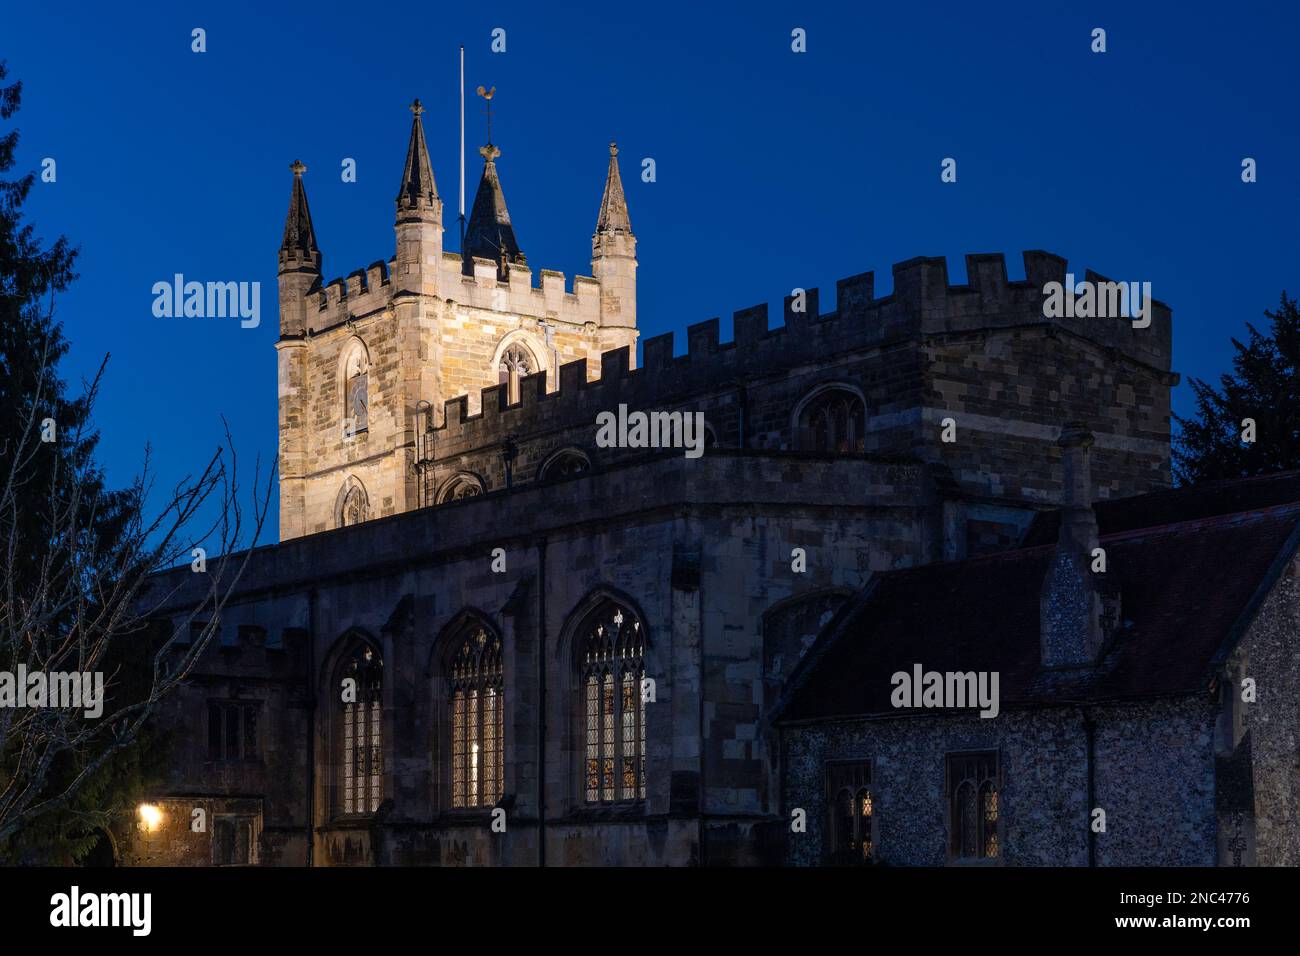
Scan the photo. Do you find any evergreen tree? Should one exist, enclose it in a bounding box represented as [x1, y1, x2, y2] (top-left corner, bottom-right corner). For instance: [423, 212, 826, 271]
[0, 59, 165, 864]
[0, 62, 271, 864]
[1173, 293, 1300, 485]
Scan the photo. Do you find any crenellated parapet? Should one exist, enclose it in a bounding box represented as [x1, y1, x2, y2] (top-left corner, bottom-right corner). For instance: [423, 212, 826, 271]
[425, 250, 1175, 457]
[289, 260, 395, 334]
[275, 102, 1177, 539]
[273, 106, 651, 539]
[439, 254, 606, 328]
[290, 252, 624, 338]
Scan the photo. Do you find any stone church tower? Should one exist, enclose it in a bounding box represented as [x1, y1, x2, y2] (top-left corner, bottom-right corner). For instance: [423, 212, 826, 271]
[275, 102, 639, 540]
[125, 93, 1190, 869]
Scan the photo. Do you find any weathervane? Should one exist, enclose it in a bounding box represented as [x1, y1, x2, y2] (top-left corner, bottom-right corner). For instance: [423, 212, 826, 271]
[476, 85, 497, 145]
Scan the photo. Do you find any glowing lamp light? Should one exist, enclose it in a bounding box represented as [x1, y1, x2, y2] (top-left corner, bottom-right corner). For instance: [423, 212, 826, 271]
[137, 803, 163, 832]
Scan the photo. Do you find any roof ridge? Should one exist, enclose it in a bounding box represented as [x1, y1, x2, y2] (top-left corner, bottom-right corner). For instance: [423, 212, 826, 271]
[1097, 470, 1300, 506]
[1097, 499, 1300, 544]
[873, 498, 1300, 582]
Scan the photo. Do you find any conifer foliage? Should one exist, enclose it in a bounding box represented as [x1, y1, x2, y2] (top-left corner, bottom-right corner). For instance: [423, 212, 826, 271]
[1174, 293, 1300, 485]
[0, 62, 272, 862]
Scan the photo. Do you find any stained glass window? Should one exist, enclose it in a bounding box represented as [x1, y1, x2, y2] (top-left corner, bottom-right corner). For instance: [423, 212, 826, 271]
[580, 602, 646, 803]
[798, 388, 866, 453]
[981, 781, 999, 858]
[826, 762, 874, 864]
[948, 752, 1000, 861]
[585, 676, 599, 798]
[338, 642, 383, 816]
[449, 625, 504, 809]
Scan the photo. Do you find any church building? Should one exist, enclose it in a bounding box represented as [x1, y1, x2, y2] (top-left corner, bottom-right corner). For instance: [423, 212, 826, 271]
[116, 98, 1296, 867]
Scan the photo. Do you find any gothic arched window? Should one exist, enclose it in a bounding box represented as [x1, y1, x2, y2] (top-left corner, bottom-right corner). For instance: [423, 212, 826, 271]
[796, 387, 865, 453]
[339, 482, 369, 527]
[948, 752, 999, 860]
[498, 343, 533, 405]
[335, 641, 383, 816]
[343, 342, 369, 434]
[539, 448, 590, 482]
[578, 600, 646, 804]
[447, 623, 504, 809]
[437, 474, 484, 504]
[827, 762, 874, 865]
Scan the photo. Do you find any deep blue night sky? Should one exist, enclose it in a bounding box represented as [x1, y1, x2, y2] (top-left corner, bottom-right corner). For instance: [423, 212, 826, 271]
[5, 1, 1297, 540]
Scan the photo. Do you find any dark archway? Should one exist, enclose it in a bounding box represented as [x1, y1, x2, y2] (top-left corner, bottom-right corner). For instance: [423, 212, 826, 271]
[81, 828, 117, 867]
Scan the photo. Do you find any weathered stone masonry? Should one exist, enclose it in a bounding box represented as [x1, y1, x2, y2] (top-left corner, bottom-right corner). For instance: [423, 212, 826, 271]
[119, 99, 1202, 866]
[776, 468, 1300, 868]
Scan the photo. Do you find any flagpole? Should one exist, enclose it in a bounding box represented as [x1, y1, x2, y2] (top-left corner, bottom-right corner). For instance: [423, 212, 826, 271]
[459, 45, 466, 253]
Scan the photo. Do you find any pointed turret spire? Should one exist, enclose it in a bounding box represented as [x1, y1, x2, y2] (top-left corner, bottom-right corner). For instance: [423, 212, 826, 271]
[594, 142, 633, 238]
[279, 159, 321, 272]
[590, 141, 637, 328]
[396, 99, 439, 214]
[278, 160, 322, 337]
[393, 100, 443, 298]
[463, 142, 525, 276]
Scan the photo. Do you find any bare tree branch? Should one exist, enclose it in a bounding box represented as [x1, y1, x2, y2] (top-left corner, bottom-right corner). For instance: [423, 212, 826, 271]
[0, 315, 274, 845]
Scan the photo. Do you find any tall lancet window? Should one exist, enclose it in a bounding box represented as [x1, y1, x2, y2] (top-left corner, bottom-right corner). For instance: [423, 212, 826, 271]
[448, 624, 505, 809]
[340, 482, 368, 527]
[827, 762, 875, 865]
[579, 601, 646, 804]
[344, 343, 369, 433]
[498, 344, 532, 405]
[948, 752, 1000, 861]
[336, 642, 383, 816]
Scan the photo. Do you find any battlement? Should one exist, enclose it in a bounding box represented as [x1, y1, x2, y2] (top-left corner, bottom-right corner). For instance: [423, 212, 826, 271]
[302, 259, 395, 330]
[438, 253, 606, 328]
[297, 249, 619, 336]
[427, 250, 1175, 453]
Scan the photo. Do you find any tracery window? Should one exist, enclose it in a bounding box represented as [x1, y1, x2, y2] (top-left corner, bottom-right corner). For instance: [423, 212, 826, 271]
[827, 762, 875, 864]
[540, 449, 590, 481]
[498, 343, 533, 405]
[448, 624, 504, 809]
[438, 474, 483, 504]
[336, 642, 383, 816]
[339, 482, 369, 527]
[344, 343, 369, 433]
[579, 601, 646, 803]
[797, 387, 865, 453]
[948, 751, 999, 861]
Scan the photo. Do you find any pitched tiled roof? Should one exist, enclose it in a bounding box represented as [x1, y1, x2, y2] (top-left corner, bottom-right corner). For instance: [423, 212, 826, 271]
[776, 482, 1300, 723]
[1022, 470, 1300, 546]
